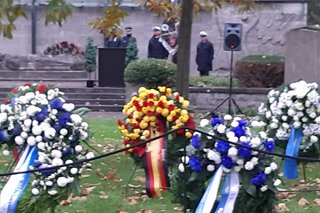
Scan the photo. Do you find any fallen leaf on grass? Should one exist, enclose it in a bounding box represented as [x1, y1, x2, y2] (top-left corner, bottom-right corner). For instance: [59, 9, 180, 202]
[314, 198, 320, 205]
[136, 210, 154, 213]
[59, 199, 72, 206]
[81, 186, 96, 196]
[102, 170, 122, 182]
[72, 196, 88, 202]
[99, 195, 109, 199]
[298, 198, 310, 206]
[275, 203, 289, 212]
[116, 211, 128, 213]
[173, 207, 183, 211]
[134, 176, 146, 183]
[277, 192, 297, 199]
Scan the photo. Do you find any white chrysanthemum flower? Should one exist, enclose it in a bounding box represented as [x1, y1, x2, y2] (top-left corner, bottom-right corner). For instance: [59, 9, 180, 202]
[199, 119, 209, 127]
[70, 114, 82, 125]
[270, 123, 278, 129]
[178, 163, 185, 172]
[52, 158, 63, 166]
[270, 162, 278, 171]
[60, 128, 68, 136]
[181, 156, 189, 164]
[260, 185, 268, 192]
[207, 164, 215, 172]
[287, 108, 296, 117]
[57, 177, 68, 187]
[293, 121, 301, 129]
[223, 114, 232, 120]
[264, 167, 272, 175]
[32, 126, 42, 136]
[273, 179, 282, 186]
[15, 136, 25, 145]
[251, 157, 259, 165]
[31, 188, 40, 195]
[226, 131, 235, 139]
[217, 124, 226, 134]
[79, 130, 88, 140]
[251, 137, 261, 147]
[44, 128, 56, 139]
[86, 152, 94, 159]
[229, 137, 238, 143]
[27, 136, 36, 146]
[81, 122, 89, 130]
[310, 135, 318, 143]
[26, 105, 41, 116]
[234, 166, 241, 173]
[62, 103, 75, 112]
[70, 168, 78, 175]
[0, 112, 7, 124]
[75, 145, 83, 153]
[265, 111, 272, 119]
[259, 131, 267, 139]
[236, 159, 244, 165]
[48, 190, 58, 196]
[51, 150, 62, 158]
[227, 147, 238, 157]
[244, 162, 254, 170]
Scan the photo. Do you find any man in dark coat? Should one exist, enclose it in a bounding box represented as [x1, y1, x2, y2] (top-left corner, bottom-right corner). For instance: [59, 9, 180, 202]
[122, 26, 137, 48]
[104, 36, 122, 48]
[196, 31, 214, 76]
[147, 26, 169, 59]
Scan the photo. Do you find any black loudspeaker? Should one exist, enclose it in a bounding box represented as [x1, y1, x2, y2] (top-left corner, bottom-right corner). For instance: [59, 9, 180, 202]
[224, 23, 242, 51]
[98, 48, 126, 87]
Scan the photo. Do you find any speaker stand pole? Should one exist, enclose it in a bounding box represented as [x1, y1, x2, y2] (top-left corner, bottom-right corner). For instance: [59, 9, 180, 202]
[205, 50, 242, 117]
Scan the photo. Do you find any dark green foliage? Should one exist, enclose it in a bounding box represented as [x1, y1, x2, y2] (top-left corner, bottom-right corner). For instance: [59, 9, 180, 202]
[308, 0, 320, 25]
[125, 40, 138, 67]
[124, 58, 177, 88]
[235, 55, 284, 88]
[189, 76, 240, 87]
[234, 188, 277, 213]
[84, 37, 96, 73]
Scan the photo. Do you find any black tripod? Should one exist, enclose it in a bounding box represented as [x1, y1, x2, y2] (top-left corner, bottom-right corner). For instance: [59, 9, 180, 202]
[210, 50, 242, 115]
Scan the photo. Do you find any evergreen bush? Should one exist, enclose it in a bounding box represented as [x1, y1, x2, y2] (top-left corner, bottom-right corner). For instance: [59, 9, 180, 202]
[84, 37, 96, 73]
[124, 58, 176, 88]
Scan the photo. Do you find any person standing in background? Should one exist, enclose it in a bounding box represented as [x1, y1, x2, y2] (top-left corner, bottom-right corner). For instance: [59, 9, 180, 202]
[122, 26, 136, 48]
[147, 26, 169, 59]
[196, 31, 214, 76]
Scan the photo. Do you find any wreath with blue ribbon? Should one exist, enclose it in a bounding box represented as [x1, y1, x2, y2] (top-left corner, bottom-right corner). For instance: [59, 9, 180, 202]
[172, 114, 281, 213]
[0, 83, 93, 213]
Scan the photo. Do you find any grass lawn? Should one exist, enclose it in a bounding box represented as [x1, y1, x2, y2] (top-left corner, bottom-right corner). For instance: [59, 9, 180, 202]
[1, 119, 320, 212]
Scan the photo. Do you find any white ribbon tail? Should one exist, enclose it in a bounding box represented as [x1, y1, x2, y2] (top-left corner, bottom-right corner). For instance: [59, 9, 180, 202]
[195, 166, 223, 213]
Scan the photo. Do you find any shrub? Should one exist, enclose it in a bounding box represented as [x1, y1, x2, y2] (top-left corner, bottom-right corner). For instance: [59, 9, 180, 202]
[235, 55, 284, 88]
[84, 37, 96, 73]
[124, 58, 176, 88]
[189, 76, 240, 87]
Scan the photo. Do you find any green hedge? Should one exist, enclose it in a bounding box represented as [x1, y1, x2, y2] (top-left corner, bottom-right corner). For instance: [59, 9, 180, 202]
[124, 58, 176, 88]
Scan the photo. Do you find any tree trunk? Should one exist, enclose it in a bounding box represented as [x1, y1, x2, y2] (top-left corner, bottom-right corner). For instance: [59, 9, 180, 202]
[176, 0, 193, 98]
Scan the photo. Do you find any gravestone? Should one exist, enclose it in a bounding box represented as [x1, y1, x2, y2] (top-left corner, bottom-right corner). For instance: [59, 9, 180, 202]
[285, 26, 320, 84]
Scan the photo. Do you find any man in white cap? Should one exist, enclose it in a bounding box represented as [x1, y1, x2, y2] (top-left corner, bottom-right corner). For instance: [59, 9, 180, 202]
[196, 31, 214, 76]
[147, 26, 169, 59]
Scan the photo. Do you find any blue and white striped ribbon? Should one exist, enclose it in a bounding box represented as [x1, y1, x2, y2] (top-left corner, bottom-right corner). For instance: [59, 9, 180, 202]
[214, 172, 239, 213]
[284, 127, 303, 179]
[0, 145, 38, 213]
[195, 166, 223, 213]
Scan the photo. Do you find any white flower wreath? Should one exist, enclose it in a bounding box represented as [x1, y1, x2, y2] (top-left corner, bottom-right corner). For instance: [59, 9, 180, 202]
[254, 80, 320, 152]
[0, 83, 93, 212]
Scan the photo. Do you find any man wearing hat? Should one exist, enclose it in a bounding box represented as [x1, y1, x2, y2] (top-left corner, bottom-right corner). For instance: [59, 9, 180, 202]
[147, 26, 169, 59]
[122, 26, 137, 48]
[196, 31, 214, 76]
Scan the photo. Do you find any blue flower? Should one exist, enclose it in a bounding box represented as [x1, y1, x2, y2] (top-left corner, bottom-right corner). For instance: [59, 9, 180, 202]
[38, 164, 57, 176]
[238, 142, 252, 159]
[251, 172, 267, 186]
[71, 135, 79, 146]
[231, 126, 246, 137]
[12, 125, 22, 136]
[58, 112, 71, 128]
[35, 107, 49, 122]
[10, 97, 16, 106]
[237, 120, 248, 127]
[62, 147, 73, 157]
[216, 140, 230, 154]
[221, 156, 234, 169]
[189, 156, 203, 172]
[210, 117, 224, 126]
[0, 130, 9, 143]
[191, 134, 200, 149]
[264, 139, 275, 152]
[50, 98, 63, 110]
[53, 123, 63, 132]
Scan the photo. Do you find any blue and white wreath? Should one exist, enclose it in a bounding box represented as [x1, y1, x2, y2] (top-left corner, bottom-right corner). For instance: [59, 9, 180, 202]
[173, 114, 280, 213]
[0, 83, 93, 213]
